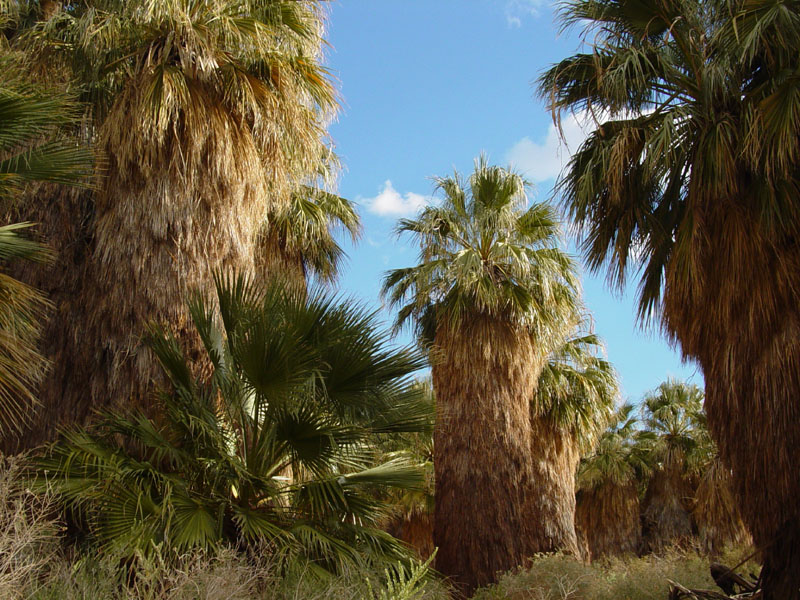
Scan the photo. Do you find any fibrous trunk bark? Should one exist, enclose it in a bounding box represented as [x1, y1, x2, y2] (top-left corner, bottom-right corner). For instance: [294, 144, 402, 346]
[526, 418, 580, 557]
[663, 199, 800, 598]
[576, 482, 641, 561]
[3, 86, 271, 452]
[432, 316, 537, 597]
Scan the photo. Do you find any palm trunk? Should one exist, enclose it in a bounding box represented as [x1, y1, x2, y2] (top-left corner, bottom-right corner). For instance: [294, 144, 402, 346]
[641, 467, 694, 553]
[576, 483, 641, 561]
[526, 417, 580, 556]
[432, 315, 537, 596]
[663, 202, 800, 598]
[4, 81, 274, 451]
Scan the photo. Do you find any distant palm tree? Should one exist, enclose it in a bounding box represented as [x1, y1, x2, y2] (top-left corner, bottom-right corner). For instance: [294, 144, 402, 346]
[0, 55, 91, 439]
[576, 404, 651, 561]
[383, 156, 579, 594]
[538, 0, 800, 594]
[36, 274, 432, 573]
[639, 380, 705, 552]
[6, 0, 338, 450]
[531, 331, 618, 556]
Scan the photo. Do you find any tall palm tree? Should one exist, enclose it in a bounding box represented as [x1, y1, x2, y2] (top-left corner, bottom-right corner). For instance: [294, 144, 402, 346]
[36, 274, 432, 573]
[5, 0, 337, 451]
[538, 0, 800, 594]
[382, 156, 580, 594]
[530, 330, 618, 556]
[0, 54, 91, 439]
[576, 404, 651, 561]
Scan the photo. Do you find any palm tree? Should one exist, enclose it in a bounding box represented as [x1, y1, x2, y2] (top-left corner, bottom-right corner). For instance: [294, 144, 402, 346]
[538, 1, 800, 594]
[575, 404, 651, 561]
[639, 380, 705, 552]
[36, 274, 432, 573]
[382, 156, 580, 594]
[5, 0, 337, 451]
[530, 330, 618, 557]
[0, 54, 91, 439]
[257, 176, 361, 293]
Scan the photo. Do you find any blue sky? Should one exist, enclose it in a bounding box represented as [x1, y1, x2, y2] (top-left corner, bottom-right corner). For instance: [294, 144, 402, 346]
[322, 0, 701, 403]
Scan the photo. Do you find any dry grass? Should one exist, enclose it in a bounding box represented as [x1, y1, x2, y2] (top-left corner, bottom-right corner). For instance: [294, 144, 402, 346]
[472, 548, 759, 600]
[0, 457, 60, 599]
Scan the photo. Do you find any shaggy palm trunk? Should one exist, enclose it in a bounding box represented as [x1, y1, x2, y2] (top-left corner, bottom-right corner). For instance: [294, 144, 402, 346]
[526, 418, 580, 556]
[4, 84, 272, 451]
[432, 315, 537, 596]
[641, 467, 694, 553]
[663, 199, 800, 598]
[576, 483, 641, 561]
[692, 459, 751, 555]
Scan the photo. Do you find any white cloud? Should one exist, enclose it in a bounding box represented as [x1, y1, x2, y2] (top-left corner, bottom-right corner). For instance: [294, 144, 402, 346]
[504, 0, 545, 28]
[364, 180, 431, 217]
[505, 110, 603, 183]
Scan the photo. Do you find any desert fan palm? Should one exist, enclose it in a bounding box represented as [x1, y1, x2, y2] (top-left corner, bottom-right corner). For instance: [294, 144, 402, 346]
[575, 404, 651, 561]
[4, 0, 338, 450]
[539, 0, 800, 594]
[639, 380, 705, 552]
[36, 274, 432, 574]
[529, 330, 618, 557]
[383, 156, 580, 594]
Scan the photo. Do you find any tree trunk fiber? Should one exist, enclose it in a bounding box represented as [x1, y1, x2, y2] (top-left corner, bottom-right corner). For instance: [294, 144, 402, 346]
[3, 93, 271, 452]
[432, 316, 537, 597]
[526, 417, 580, 556]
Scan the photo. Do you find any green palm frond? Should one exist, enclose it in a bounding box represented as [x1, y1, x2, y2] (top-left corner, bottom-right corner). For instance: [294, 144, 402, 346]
[535, 329, 619, 449]
[35, 274, 432, 573]
[383, 155, 580, 342]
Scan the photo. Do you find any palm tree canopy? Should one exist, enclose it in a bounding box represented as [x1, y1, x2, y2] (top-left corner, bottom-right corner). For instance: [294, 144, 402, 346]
[537, 0, 800, 324]
[35, 274, 432, 573]
[15, 0, 337, 197]
[534, 330, 618, 449]
[382, 155, 580, 342]
[578, 403, 653, 491]
[641, 379, 707, 474]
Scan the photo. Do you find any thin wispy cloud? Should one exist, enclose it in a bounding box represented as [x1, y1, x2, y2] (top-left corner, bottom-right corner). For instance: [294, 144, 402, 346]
[505, 110, 603, 183]
[363, 180, 431, 217]
[504, 0, 546, 28]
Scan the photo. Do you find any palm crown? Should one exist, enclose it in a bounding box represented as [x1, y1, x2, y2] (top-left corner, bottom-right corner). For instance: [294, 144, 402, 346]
[383, 156, 579, 341]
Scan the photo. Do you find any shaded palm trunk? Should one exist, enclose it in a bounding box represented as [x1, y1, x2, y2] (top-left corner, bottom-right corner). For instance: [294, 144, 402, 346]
[576, 482, 641, 561]
[640, 467, 694, 553]
[432, 316, 537, 596]
[664, 203, 800, 598]
[526, 418, 580, 556]
[386, 510, 434, 561]
[692, 459, 751, 555]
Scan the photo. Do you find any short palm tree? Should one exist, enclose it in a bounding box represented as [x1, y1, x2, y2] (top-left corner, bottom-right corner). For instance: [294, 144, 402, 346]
[36, 274, 431, 574]
[538, 0, 800, 594]
[576, 404, 652, 561]
[7, 0, 338, 450]
[0, 54, 91, 439]
[639, 380, 705, 552]
[530, 330, 618, 556]
[383, 156, 580, 594]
